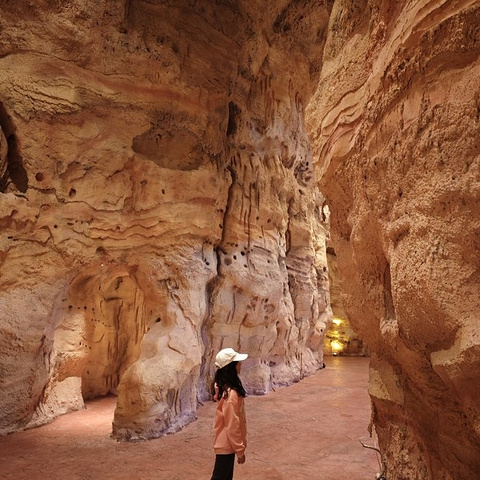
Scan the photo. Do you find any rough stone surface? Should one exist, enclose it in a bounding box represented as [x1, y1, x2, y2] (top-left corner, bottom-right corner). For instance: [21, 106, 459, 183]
[1, 1, 479, 479]
[0, 357, 378, 480]
[324, 246, 369, 356]
[307, 1, 480, 479]
[0, 0, 332, 441]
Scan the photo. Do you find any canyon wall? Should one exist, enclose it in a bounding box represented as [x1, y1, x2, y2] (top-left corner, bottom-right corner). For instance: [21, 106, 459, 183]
[1, 1, 479, 479]
[324, 246, 369, 356]
[0, 0, 332, 440]
[307, 1, 480, 479]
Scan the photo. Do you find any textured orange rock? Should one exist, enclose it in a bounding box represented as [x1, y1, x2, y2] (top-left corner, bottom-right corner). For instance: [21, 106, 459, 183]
[0, 358, 377, 480]
[0, 0, 332, 442]
[324, 246, 369, 356]
[307, 1, 480, 479]
[1, 1, 479, 479]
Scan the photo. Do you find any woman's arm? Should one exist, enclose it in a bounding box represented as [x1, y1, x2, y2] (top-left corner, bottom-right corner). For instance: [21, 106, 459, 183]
[223, 390, 246, 459]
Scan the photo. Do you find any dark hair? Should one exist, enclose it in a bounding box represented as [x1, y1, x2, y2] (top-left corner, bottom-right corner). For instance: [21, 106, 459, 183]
[212, 361, 246, 399]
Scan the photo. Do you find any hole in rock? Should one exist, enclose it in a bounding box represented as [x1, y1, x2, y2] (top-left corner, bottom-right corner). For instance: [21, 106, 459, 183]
[0, 102, 28, 193]
[226, 101, 241, 136]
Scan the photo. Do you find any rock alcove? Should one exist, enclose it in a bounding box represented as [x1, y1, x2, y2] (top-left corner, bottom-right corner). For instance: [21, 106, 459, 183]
[0, 1, 479, 479]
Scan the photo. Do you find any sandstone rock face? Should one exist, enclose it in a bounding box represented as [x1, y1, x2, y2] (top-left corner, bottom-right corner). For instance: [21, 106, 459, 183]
[307, 1, 480, 479]
[0, 1, 332, 440]
[1, 1, 478, 479]
[324, 246, 369, 356]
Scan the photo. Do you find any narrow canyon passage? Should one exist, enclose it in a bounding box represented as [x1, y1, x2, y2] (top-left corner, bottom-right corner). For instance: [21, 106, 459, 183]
[0, 357, 377, 480]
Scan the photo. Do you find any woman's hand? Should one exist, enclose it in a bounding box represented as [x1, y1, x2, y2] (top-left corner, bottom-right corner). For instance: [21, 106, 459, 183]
[237, 454, 246, 464]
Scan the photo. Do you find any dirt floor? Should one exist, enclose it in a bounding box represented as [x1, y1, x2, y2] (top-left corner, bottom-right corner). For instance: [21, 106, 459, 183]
[0, 357, 381, 480]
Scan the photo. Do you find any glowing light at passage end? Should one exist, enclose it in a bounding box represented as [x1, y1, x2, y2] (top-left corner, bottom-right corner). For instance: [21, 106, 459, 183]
[331, 340, 342, 352]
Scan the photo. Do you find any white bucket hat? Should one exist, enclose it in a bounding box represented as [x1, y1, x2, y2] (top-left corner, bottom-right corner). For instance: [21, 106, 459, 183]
[215, 347, 248, 369]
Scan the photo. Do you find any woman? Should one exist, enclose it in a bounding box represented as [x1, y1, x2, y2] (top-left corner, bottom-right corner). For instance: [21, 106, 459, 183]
[210, 347, 248, 480]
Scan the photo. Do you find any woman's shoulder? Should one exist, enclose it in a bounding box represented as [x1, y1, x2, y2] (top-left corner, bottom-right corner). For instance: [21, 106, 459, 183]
[225, 388, 243, 402]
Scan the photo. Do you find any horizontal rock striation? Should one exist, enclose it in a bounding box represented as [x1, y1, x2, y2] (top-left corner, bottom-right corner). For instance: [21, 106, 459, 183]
[0, 0, 332, 440]
[307, 1, 480, 479]
[2, 1, 478, 478]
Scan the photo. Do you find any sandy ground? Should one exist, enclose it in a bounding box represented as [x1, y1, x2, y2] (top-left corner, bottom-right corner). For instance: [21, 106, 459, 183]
[0, 357, 381, 480]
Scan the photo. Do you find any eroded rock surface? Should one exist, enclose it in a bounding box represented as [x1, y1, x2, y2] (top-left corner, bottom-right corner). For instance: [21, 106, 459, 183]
[1, 1, 479, 479]
[324, 246, 369, 356]
[307, 1, 480, 478]
[0, 0, 332, 440]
